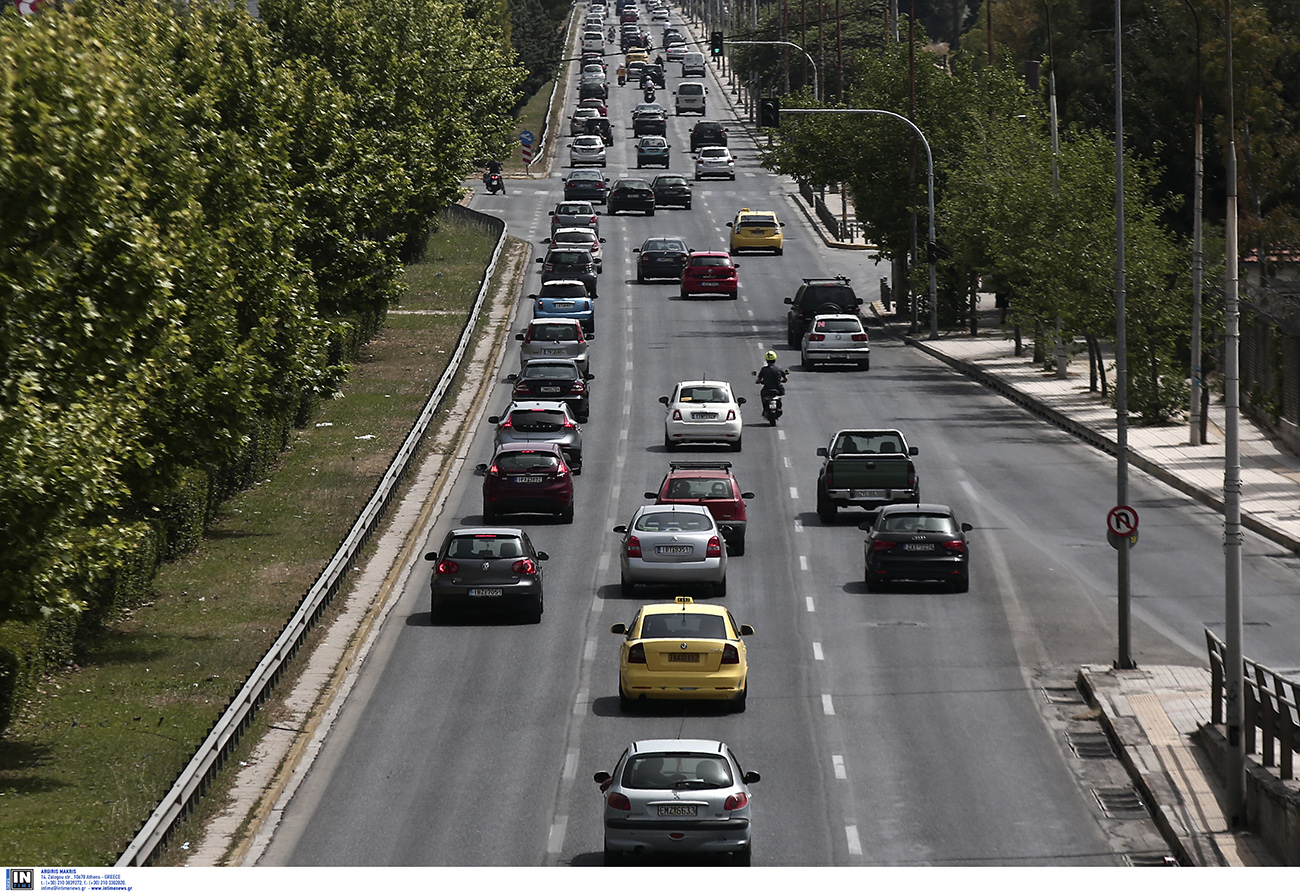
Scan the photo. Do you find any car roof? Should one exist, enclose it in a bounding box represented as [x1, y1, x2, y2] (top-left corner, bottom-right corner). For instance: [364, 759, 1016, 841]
[664, 467, 731, 480]
[813, 314, 863, 322]
[537, 278, 589, 287]
[878, 503, 954, 515]
[629, 738, 727, 755]
[448, 526, 526, 537]
[529, 316, 584, 326]
[634, 503, 712, 517]
[504, 400, 571, 412]
[674, 378, 731, 387]
[553, 226, 598, 236]
[637, 600, 731, 619]
[494, 441, 563, 455]
[736, 209, 777, 218]
[687, 251, 731, 258]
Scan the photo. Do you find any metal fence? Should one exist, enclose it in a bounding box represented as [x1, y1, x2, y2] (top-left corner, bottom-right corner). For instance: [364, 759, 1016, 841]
[1206, 629, 1300, 780]
[115, 204, 508, 866]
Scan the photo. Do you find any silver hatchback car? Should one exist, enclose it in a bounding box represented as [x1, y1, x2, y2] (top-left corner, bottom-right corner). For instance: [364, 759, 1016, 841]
[801, 313, 871, 370]
[488, 400, 584, 473]
[613, 504, 727, 597]
[594, 738, 760, 865]
[516, 317, 591, 375]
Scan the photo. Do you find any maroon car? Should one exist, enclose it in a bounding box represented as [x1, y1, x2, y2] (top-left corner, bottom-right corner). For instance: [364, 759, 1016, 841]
[645, 460, 754, 555]
[478, 442, 575, 524]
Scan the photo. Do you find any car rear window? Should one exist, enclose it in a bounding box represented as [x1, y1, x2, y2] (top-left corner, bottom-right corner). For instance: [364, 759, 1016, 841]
[622, 753, 733, 789]
[549, 251, 592, 266]
[497, 451, 561, 472]
[654, 177, 687, 187]
[801, 285, 857, 306]
[738, 215, 774, 227]
[538, 284, 588, 298]
[444, 534, 525, 560]
[689, 256, 730, 268]
[677, 385, 729, 402]
[529, 323, 580, 341]
[665, 478, 733, 499]
[634, 511, 712, 532]
[639, 611, 728, 640]
[879, 513, 958, 534]
[522, 362, 577, 379]
[644, 240, 685, 252]
[831, 434, 904, 455]
[679, 84, 704, 95]
[814, 318, 862, 333]
[556, 203, 591, 215]
[508, 409, 567, 431]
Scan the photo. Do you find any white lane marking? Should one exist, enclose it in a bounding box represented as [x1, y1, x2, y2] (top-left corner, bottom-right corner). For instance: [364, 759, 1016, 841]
[584, 637, 597, 662]
[746, 308, 754, 316]
[625, 359, 634, 371]
[592, 594, 602, 612]
[846, 824, 863, 856]
[832, 754, 847, 779]
[789, 486, 798, 499]
[565, 748, 580, 780]
[777, 429, 786, 441]
[783, 456, 791, 468]
[812, 641, 824, 660]
[794, 519, 803, 533]
[626, 322, 633, 332]
[750, 325, 758, 333]
[799, 555, 808, 571]
[806, 596, 815, 612]
[822, 693, 835, 715]
[574, 689, 588, 715]
[548, 816, 568, 854]
[599, 552, 611, 573]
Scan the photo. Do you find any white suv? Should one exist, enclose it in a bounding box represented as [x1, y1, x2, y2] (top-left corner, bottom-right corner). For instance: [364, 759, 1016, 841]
[674, 82, 706, 115]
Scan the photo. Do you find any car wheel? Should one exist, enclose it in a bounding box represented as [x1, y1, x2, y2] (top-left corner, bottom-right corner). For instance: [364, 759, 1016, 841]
[787, 329, 798, 349]
[483, 506, 497, 524]
[733, 683, 747, 713]
[620, 573, 636, 597]
[679, 289, 689, 299]
[953, 575, 970, 594]
[816, 487, 837, 523]
[729, 533, 745, 556]
[729, 437, 742, 452]
[775, 247, 783, 255]
[604, 836, 623, 863]
[712, 577, 726, 597]
[663, 433, 675, 452]
[859, 358, 871, 371]
[646, 208, 654, 216]
[526, 595, 543, 624]
[734, 844, 752, 866]
[729, 174, 736, 180]
[636, 161, 642, 168]
[864, 573, 882, 593]
[637, 270, 645, 283]
[804, 355, 815, 370]
[560, 504, 575, 524]
[685, 202, 692, 210]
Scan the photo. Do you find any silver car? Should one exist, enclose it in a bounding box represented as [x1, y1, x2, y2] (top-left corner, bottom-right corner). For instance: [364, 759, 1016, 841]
[488, 400, 584, 473]
[570, 135, 608, 168]
[594, 738, 760, 865]
[516, 317, 591, 375]
[571, 107, 600, 136]
[548, 227, 605, 272]
[550, 200, 601, 237]
[613, 504, 727, 597]
[694, 146, 735, 180]
[801, 313, 871, 370]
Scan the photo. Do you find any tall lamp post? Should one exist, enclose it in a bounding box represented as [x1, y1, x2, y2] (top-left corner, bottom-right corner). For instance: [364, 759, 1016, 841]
[727, 39, 819, 101]
[1181, 0, 1205, 447]
[782, 108, 938, 339]
[1114, 0, 1134, 670]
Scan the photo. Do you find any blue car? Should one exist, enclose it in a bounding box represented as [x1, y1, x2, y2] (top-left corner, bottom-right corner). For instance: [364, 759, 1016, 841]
[531, 285, 595, 335]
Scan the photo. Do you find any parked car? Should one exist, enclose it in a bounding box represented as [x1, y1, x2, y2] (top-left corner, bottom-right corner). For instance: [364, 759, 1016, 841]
[613, 504, 727, 596]
[594, 738, 760, 864]
[659, 379, 744, 451]
[651, 174, 692, 209]
[424, 527, 548, 623]
[679, 250, 738, 299]
[633, 236, 690, 282]
[801, 314, 870, 370]
[478, 442, 575, 524]
[608, 178, 656, 216]
[508, 358, 593, 421]
[636, 135, 671, 168]
[489, 400, 584, 472]
[645, 460, 753, 554]
[861, 503, 972, 592]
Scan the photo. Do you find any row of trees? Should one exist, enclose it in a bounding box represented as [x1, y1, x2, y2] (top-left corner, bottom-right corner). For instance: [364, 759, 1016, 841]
[0, 0, 522, 638]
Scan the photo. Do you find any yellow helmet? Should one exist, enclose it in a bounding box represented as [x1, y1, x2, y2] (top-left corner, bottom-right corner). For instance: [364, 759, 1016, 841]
[765, 350, 778, 362]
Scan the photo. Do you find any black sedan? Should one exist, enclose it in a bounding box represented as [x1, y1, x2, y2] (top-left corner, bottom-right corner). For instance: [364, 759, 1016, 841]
[424, 527, 549, 623]
[633, 236, 690, 282]
[631, 103, 667, 136]
[608, 178, 656, 216]
[564, 170, 610, 204]
[507, 358, 593, 421]
[861, 503, 972, 592]
[536, 247, 598, 298]
[651, 174, 692, 209]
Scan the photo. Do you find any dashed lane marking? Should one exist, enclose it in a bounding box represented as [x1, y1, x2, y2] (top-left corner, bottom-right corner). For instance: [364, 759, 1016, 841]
[832, 754, 847, 779]
[548, 816, 568, 854]
[794, 519, 803, 533]
[574, 689, 587, 715]
[584, 637, 597, 662]
[846, 824, 862, 856]
[806, 597, 815, 612]
[564, 748, 580, 781]
[822, 693, 835, 715]
[789, 486, 798, 499]
[799, 555, 808, 571]
[813, 641, 823, 660]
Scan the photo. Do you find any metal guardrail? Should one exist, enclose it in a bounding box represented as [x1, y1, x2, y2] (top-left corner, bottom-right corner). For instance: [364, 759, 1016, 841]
[1206, 629, 1300, 780]
[529, 0, 579, 169]
[116, 204, 508, 866]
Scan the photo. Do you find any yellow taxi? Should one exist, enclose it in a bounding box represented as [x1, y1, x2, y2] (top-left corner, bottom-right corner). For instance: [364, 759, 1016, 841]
[726, 208, 784, 255]
[625, 49, 649, 66]
[610, 596, 754, 712]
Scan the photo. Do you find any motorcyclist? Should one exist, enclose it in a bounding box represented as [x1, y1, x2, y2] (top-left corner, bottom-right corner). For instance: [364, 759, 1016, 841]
[654, 54, 664, 68]
[483, 160, 504, 193]
[755, 350, 788, 399]
[617, 64, 627, 86]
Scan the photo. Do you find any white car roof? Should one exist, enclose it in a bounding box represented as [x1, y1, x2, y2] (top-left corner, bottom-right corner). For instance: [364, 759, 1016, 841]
[630, 738, 727, 754]
[674, 379, 733, 389]
[633, 503, 713, 518]
[813, 313, 863, 322]
[504, 400, 573, 413]
[553, 227, 598, 237]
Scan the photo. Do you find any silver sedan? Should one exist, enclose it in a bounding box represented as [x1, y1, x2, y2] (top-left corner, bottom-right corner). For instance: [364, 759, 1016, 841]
[613, 504, 727, 597]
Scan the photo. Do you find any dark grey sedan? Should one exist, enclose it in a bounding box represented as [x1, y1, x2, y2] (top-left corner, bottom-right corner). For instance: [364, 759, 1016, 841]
[424, 527, 549, 623]
[651, 174, 692, 209]
[633, 236, 690, 282]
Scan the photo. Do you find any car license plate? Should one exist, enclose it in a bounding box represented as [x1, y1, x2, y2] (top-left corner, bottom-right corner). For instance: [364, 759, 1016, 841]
[655, 545, 692, 555]
[668, 652, 701, 663]
[826, 353, 847, 359]
[554, 301, 574, 309]
[903, 543, 936, 551]
[658, 804, 698, 817]
[542, 348, 565, 355]
[467, 588, 503, 598]
[539, 386, 562, 393]
[691, 412, 718, 420]
[514, 475, 545, 484]
[851, 489, 887, 499]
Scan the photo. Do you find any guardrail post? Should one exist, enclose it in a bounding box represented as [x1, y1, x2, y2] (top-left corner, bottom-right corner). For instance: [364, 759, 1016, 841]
[1255, 663, 1275, 767]
[1207, 628, 1224, 724]
[1277, 677, 1295, 780]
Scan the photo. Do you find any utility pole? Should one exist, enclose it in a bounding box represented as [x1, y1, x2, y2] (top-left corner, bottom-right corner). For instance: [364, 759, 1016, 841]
[1114, 0, 1134, 670]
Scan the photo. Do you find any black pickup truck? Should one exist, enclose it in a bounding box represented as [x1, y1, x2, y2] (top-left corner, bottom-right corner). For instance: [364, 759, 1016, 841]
[815, 429, 920, 522]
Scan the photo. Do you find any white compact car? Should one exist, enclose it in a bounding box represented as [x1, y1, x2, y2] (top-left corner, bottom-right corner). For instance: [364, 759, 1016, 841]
[801, 313, 871, 370]
[694, 146, 735, 180]
[659, 379, 745, 451]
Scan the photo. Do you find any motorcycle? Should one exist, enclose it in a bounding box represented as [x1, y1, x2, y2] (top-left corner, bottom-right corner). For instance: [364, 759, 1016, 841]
[643, 84, 656, 102]
[484, 172, 505, 194]
[753, 370, 786, 425]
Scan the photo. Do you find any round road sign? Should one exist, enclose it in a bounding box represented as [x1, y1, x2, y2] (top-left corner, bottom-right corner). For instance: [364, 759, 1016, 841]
[1106, 505, 1139, 537]
[520, 130, 535, 146]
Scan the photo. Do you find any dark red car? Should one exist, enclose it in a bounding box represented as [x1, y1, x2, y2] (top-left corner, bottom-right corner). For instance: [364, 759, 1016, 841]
[644, 460, 754, 555]
[478, 442, 575, 524]
[680, 250, 738, 299]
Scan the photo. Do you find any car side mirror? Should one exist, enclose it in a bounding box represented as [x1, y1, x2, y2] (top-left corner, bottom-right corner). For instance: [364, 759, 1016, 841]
[535, 257, 543, 263]
[599, 237, 607, 243]
[658, 395, 669, 405]
[858, 520, 873, 531]
[739, 624, 755, 636]
[742, 771, 761, 784]
[585, 373, 595, 380]
[736, 397, 746, 405]
[741, 491, 755, 500]
[733, 263, 739, 268]
[632, 247, 641, 253]
[488, 416, 501, 425]
[609, 623, 627, 635]
[909, 446, 919, 456]
[515, 333, 525, 340]
[506, 373, 519, 382]
[593, 770, 612, 784]
[784, 297, 794, 304]
[961, 523, 973, 533]
[816, 446, 829, 457]
[613, 524, 628, 533]
[585, 333, 595, 341]
[424, 551, 438, 561]
[644, 491, 658, 500]
[537, 551, 550, 561]
[475, 463, 487, 472]
[726, 222, 733, 228]
[527, 293, 538, 300]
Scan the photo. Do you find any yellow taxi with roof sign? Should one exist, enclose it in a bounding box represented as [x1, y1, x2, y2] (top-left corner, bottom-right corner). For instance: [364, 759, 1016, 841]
[727, 208, 784, 254]
[610, 596, 753, 712]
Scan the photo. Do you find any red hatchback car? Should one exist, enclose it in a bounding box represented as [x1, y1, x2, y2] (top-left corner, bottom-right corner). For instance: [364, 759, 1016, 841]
[645, 460, 754, 555]
[478, 442, 575, 524]
[680, 250, 738, 299]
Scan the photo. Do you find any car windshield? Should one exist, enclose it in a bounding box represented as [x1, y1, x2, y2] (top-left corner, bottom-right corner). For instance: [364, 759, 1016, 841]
[496, 451, 561, 472]
[676, 385, 730, 402]
[621, 753, 734, 790]
[654, 177, 687, 187]
[529, 323, 580, 341]
[879, 513, 958, 534]
[507, 409, 567, 431]
[643, 239, 686, 252]
[444, 534, 526, 560]
[666, 478, 733, 499]
[814, 319, 862, 333]
[634, 511, 713, 532]
[689, 256, 730, 268]
[522, 362, 578, 379]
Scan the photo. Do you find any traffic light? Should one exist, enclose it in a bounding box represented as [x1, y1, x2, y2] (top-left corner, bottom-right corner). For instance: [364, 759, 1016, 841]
[758, 97, 780, 128]
[709, 32, 724, 56]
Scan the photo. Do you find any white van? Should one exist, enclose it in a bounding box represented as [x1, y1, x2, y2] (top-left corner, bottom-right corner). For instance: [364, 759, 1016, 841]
[680, 52, 706, 77]
[674, 82, 707, 115]
[582, 31, 604, 53]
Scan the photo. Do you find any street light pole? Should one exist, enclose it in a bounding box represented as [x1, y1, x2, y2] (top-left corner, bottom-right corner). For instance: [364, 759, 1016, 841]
[727, 39, 819, 101]
[1182, 0, 1205, 447]
[1114, 0, 1135, 670]
[783, 108, 938, 338]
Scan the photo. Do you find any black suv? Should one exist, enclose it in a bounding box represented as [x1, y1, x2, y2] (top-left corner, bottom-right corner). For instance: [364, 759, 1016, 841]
[537, 248, 599, 297]
[689, 121, 728, 152]
[784, 277, 863, 346]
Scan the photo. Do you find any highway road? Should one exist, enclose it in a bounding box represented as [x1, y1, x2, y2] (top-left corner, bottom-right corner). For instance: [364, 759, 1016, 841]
[253, 8, 1300, 868]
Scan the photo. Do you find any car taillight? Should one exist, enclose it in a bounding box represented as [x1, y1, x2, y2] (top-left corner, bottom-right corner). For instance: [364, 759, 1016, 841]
[852, 333, 868, 341]
[626, 535, 642, 558]
[513, 381, 528, 394]
[543, 263, 554, 272]
[588, 216, 598, 226]
[706, 535, 722, 557]
[723, 792, 748, 811]
[563, 419, 578, 428]
[726, 409, 736, 420]
[824, 467, 833, 488]
[940, 540, 966, 553]
[557, 461, 570, 475]
[872, 540, 894, 551]
[523, 331, 532, 343]
[499, 419, 513, 429]
[607, 791, 632, 810]
[486, 464, 501, 477]
[572, 380, 586, 393]
[721, 643, 739, 664]
[511, 558, 538, 574]
[809, 333, 826, 341]
[907, 466, 917, 489]
[627, 642, 646, 663]
[436, 559, 459, 574]
[672, 409, 682, 420]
